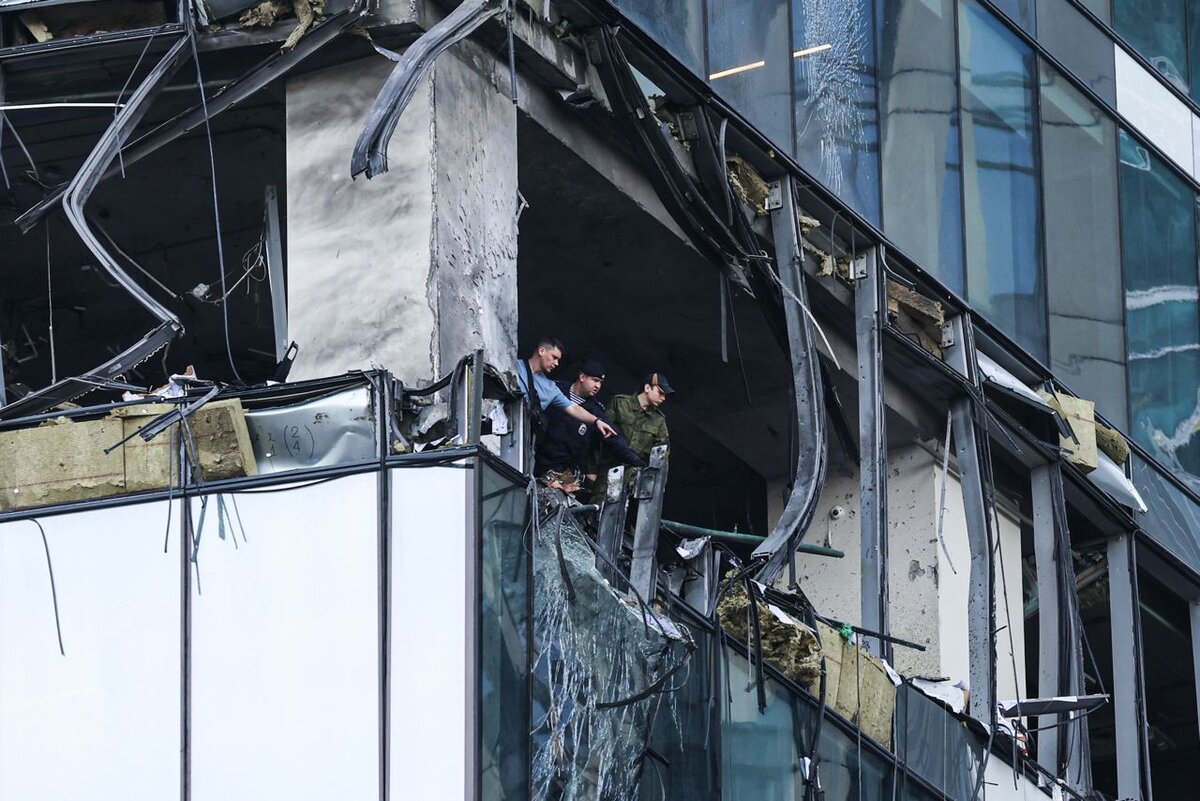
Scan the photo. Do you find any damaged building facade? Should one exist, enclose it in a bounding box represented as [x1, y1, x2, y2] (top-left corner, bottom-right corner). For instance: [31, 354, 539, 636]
[1, 0, 1199, 799]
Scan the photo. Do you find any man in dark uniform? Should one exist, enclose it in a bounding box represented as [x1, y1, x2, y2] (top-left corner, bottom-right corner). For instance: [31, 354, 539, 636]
[588, 371, 673, 500]
[535, 358, 645, 492]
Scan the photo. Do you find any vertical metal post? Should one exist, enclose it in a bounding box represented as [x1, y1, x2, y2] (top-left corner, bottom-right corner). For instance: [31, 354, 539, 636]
[629, 444, 669, 600]
[1031, 464, 1061, 777]
[683, 544, 719, 618]
[1107, 533, 1143, 800]
[944, 315, 995, 722]
[179, 435, 192, 801]
[468, 350, 485, 445]
[499, 393, 528, 473]
[375, 373, 392, 801]
[263, 185, 288, 364]
[1191, 601, 1200, 752]
[596, 465, 629, 580]
[855, 246, 888, 657]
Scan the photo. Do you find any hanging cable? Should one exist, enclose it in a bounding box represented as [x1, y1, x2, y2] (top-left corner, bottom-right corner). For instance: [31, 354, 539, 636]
[28, 519, 65, 656]
[45, 221, 56, 383]
[187, 25, 244, 385]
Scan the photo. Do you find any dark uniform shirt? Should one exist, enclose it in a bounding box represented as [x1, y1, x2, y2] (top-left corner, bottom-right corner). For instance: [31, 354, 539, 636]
[535, 384, 644, 476]
[588, 393, 669, 497]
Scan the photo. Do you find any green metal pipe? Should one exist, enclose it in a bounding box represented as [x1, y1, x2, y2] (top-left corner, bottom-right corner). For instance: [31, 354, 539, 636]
[660, 519, 844, 558]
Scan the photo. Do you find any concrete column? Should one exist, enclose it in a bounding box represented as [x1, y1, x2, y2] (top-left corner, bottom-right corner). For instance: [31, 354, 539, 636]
[284, 44, 517, 385]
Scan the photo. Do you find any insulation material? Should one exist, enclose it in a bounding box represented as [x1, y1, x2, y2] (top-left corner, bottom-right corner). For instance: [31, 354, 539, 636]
[532, 491, 691, 801]
[1039, 390, 1098, 473]
[16, 0, 167, 44]
[716, 582, 823, 687]
[0, 417, 125, 510]
[887, 279, 946, 358]
[114, 403, 176, 493]
[716, 585, 895, 747]
[815, 621, 896, 749]
[1095, 418, 1131, 466]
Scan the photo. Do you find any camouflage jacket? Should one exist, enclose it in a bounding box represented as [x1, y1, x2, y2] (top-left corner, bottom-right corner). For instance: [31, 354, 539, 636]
[588, 393, 669, 482]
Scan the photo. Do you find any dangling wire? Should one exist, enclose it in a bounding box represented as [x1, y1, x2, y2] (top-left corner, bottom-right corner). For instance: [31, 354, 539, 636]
[45, 220, 56, 383]
[29, 519, 65, 656]
[187, 24, 244, 385]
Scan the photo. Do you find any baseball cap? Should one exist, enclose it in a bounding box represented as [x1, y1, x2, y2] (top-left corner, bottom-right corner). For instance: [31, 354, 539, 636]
[579, 359, 606, 379]
[644, 372, 675, 394]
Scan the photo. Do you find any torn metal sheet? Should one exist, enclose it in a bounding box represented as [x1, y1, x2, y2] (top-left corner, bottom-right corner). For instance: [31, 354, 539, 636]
[15, 1, 367, 234]
[0, 37, 192, 420]
[977, 351, 1052, 409]
[1086, 450, 1148, 513]
[752, 181, 827, 583]
[244, 385, 376, 473]
[351, 0, 504, 179]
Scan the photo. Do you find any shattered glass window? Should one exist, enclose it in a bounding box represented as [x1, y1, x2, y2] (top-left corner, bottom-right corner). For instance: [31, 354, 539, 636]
[1118, 130, 1200, 481]
[618, 0, 705, 75]
[958, 0, 1047, 363]
[707, 0, 793, 148]
[1113, 0, 1189, 94]
[1040, 62, 1128, 430]
[0, 503, 180, 800]
[792, 0, 882, 223]
[480, 463, 530, 800]
[878, 0, 965, 294]
[639, 617, 717, 800]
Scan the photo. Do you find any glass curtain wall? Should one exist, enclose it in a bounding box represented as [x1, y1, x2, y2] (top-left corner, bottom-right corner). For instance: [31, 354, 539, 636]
[619, 0, 705, 75]
[959, 0, 1047, 361]
[1118, 131, 1200, 480]
[792, 0, 882, 222]
[1114, 0, 1190, 92]
[878, 0, 965, 294]
[1039, 62, 1128, 428]
[707, 0, 793, 147]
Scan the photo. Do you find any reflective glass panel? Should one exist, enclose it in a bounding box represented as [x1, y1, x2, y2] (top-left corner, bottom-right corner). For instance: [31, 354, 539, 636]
[721, 653, 807, 800]
[190, 476, 380, 801]
[0, 503, 180, 801]
[1133, 452, 1200, 572]
[959, 0, 1047, 362]
[1036, 0, 1117, 105]
[1113, 0, 1189, 93]
[620, 0, 705, 75]
[708, 0, 792, 148]
[793, 0, 882, 222]
[1079, 0, 1111, 25]
[640, 621, 717, 800]
[1040, 61, 1128, 429]
[480, 462, 530, 800]
[1118, 130, 1200, 480]
[878, 0, 965, 293]
[990, 0, 1036, 33]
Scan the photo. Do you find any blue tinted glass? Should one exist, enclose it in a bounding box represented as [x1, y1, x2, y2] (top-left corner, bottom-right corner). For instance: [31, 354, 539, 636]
[1118, 131, 1200, 480]
[959, 0, 1047, 362]
[620, 0, 705, 75]
[990, 0, 1036, 32]
[1040, 63, 1128, 429]
[721, 654, 806, 799]
[793, 0, 882, 223]
[707, 0, 793, 148]
[1133, 453, 1200, 573]
[878, 0, 965, 294]
[480, 464, 530, 800]
[1114, 0, 1188, 92]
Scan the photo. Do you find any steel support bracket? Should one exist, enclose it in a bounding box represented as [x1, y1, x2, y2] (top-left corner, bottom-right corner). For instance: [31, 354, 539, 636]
[629, 444, 669, 600]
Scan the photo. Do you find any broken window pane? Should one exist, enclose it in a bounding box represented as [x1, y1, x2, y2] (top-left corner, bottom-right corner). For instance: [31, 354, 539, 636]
[189, 475, 379, 800]
[1133, 452, 1200, 571]
[0, 502, 180, 800]
[1039, 61, 1128, 430]
[480, 462, 529, 800]
[878, 0, 965, 294]
[1118, 130, 1200, 481]
[959, 0, 1047, 363]
[707, 0, 792, 148]
[792, 0, 882, 223]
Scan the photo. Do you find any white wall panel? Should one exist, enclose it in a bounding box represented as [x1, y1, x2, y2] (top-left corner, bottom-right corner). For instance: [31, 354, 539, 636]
[1115, 46, 1195, 175]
